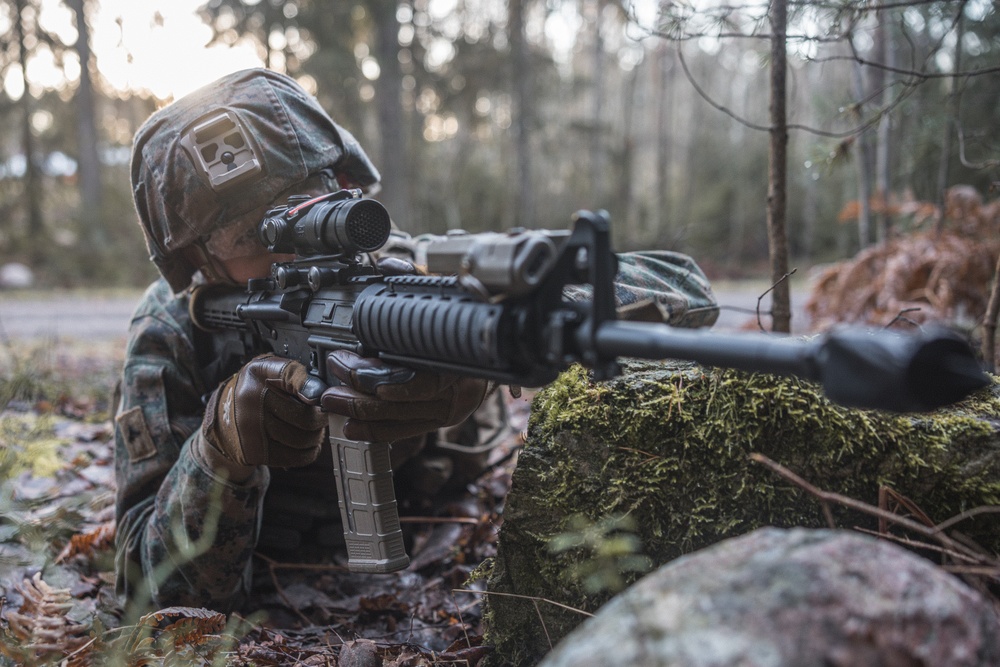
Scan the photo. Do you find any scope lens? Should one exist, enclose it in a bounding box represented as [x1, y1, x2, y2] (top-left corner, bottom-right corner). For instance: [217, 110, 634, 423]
[340, 200, 392, 251]
[294, 198, 391, 255]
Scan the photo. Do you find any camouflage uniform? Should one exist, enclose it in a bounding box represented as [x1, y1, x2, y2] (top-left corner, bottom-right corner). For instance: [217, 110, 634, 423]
[114, 68, 720, 612]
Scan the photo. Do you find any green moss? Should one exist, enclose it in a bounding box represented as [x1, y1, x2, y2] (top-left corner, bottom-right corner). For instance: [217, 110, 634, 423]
[483, 361, 1000, 666]
[0, 414, 68, 478]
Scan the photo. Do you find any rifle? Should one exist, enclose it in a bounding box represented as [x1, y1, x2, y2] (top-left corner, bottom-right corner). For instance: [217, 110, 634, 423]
[190, 189, 990, 574]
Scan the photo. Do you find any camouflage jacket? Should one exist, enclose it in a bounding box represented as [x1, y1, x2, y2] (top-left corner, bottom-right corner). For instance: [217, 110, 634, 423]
[113, 251, 718, 611]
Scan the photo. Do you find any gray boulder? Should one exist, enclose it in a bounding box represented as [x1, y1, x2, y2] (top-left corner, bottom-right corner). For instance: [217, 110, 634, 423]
[539, 528, 1000, 667]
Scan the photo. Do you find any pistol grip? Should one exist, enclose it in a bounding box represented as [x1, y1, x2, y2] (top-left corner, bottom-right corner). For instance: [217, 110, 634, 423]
[327, 414, 409, 573]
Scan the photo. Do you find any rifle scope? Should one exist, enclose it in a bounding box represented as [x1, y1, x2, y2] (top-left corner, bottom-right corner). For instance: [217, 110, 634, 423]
[258, 189, 391, 257]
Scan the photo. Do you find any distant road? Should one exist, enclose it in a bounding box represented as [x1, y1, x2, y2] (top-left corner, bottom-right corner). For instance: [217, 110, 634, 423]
[0, 285, 808, 342]
[0, 292, 142, 342]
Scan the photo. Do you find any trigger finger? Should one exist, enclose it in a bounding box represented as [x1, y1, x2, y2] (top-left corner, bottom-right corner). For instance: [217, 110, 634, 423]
[264, 390, 327, 431]
[321, 386, 453, 423]
[326, 350, 416, 394]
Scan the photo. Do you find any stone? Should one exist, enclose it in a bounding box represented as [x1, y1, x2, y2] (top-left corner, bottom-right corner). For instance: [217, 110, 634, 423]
[538, 528, 1000, 667]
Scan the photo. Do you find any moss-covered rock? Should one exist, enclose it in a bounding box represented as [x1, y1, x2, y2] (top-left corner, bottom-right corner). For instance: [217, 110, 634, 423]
[482, 360, 1000, 666]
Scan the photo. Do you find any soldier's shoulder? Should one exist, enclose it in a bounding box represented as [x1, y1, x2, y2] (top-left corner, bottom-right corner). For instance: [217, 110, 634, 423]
[126, 278, 195, 356]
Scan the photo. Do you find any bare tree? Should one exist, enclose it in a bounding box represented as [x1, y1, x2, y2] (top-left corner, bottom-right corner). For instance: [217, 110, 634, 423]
[509, 0, 536, 228]
[64, 0, 104, 243]
[935, 1, 967, 227]
[642, 0, 1000, 331]
[767, 0, 791, 333]
[12, 0, 45, 265]
[370, 0, 412, 224]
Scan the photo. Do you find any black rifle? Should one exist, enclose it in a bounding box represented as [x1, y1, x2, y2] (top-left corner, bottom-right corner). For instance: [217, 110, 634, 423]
[190, 189, 989, 574]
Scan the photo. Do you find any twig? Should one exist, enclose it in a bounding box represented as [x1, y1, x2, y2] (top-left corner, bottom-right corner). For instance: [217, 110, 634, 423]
[756, 269, 797, 332]
[957, 125, 1000, 170]
[254, 553, 315, 626]
[934, 506, 1000, 534]
[449, 589, 472, 649]
[748, 453, 986, 563]
[532, 598, 552, 650]
[399, 516, 479, 525]
[878, 486, 935, 535]
[254, 552, 347, 572]
[452, 589, 594, 618]
[60, 635, 97, 662]
[941, 565, 1000, 577]
[853, 527, 983, 565]
[883, 307, 923, 330]
[617, 446, 663, 463]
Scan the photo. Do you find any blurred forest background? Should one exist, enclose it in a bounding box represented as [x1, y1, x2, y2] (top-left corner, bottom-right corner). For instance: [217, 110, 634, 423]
[0, 0, 997, 289]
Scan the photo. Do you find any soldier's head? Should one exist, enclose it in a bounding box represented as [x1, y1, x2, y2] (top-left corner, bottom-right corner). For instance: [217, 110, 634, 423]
[131, 68, 380, 291]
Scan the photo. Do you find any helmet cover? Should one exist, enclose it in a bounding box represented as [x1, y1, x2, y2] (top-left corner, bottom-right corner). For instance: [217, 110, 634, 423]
[131, 68, 380, 291]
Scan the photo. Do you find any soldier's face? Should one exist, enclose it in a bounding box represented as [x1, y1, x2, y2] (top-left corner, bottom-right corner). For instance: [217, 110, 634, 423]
[218, 249, 295, 283]
[204, 175, 333, 283]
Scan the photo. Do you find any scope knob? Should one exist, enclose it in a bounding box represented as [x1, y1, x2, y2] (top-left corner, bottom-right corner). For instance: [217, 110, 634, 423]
[275, 266, 305, 289]
[308, 266, 337, 291]
[259, 216, 287, 251]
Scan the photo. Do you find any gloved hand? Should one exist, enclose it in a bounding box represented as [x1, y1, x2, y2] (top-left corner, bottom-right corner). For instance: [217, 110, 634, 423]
[202, 354, 328, 469]
[321, 350, 488, 443]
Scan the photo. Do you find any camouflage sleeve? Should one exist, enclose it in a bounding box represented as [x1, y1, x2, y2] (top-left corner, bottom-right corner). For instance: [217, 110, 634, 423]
[565, 250, 720, 329]
[114, 280, 268, 611]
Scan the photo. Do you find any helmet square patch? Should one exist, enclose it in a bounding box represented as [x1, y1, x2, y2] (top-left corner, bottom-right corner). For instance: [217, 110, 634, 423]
[179, 111, 263, 192]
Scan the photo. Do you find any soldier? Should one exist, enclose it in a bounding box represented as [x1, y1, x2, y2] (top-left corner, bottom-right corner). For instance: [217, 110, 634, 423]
[115, 68, 718, 612]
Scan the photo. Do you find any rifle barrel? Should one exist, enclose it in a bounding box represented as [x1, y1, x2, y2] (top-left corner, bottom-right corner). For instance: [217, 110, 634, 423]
[593, 321, 990, 413]
[593, 321, 819, 380]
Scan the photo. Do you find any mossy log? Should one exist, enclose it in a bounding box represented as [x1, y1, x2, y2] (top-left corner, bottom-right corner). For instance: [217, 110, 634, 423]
[482, 360, 1000, 666]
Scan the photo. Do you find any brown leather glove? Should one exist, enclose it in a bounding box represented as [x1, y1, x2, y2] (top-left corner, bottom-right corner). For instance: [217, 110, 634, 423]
[203, 354, 327, 468]
[321, 350, 488, 443]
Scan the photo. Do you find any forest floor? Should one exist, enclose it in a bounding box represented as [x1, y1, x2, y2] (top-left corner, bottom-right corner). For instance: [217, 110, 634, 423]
[0, 337, 532, 665]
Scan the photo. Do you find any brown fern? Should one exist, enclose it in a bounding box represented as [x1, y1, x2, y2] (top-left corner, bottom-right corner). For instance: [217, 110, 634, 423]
[1, 573, 91, 663]
[140, 606, 226, 648]
[56, 520, 116, 563]
[808, 186, 1000, 332]
[113, 606, 228, 665]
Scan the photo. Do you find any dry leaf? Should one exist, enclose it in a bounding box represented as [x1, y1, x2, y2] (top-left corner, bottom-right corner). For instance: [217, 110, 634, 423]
[1, 573, 91, 663]
[56, 520, 116, 563]
[808, 186, 1000, 332]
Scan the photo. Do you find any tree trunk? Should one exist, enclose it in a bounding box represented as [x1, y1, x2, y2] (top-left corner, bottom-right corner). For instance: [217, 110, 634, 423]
[371, 0, 411, 227]
[983, 252, 1000, 372]
[655, 46, 674, 243]
[15, 0, 45, 266]
[590, 0, 606, 207]
[873, 10, 892, 244]
[766, 0, 791, 333]
[66, 0, 104, 244]
[509, 0, 535, 228]
[851, 60, 873, 249]
[935, 5, 965, 230]
[620, 67, 639, 239]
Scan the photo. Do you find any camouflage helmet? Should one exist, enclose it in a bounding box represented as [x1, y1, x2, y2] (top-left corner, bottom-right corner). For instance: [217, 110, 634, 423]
[131, 68, 380, 292]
